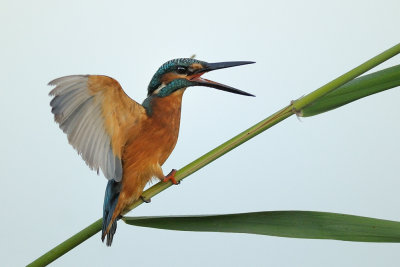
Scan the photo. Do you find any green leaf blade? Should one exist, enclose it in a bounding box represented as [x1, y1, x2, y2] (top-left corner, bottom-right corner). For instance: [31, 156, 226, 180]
[123, 211, 400, 242]
[301, 65, 400, 117]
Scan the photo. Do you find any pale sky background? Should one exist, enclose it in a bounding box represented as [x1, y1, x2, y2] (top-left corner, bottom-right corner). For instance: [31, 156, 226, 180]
[1, 0, 400, 266]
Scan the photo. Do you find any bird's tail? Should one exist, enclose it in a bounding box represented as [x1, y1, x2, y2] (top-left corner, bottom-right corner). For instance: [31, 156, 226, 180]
[102, 180, 121, 246]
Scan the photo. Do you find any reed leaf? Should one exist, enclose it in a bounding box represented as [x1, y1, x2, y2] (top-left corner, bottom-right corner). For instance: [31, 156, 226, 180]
[124, 211, 400, 242]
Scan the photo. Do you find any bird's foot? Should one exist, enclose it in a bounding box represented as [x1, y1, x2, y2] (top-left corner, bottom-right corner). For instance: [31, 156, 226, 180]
[163, 169, 179, 185]
[140, 195, 151, 203]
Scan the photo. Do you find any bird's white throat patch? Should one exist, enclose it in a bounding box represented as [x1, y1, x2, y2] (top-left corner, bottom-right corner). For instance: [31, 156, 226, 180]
[152, 83, 166, 95]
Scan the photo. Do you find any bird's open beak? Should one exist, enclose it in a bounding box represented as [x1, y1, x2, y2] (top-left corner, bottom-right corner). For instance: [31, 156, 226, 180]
[189, 61, 255, 96]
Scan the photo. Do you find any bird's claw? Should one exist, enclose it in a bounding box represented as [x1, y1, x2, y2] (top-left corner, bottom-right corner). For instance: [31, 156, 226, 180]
[163, 169, 179, 185]
[140, 195, 151, 203]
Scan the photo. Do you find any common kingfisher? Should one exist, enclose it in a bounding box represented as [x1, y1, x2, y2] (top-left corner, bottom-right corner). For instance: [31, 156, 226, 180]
[48, 58, 254, 246]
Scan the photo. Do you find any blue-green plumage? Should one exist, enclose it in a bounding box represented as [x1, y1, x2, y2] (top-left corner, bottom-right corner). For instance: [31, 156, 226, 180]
[147, 58, 206, 95]
[102, 180, 121, 246]
[144, 58, 208, 115]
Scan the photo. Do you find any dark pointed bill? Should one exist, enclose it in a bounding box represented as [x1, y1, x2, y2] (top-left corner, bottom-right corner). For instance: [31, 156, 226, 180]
[202, 61, 255, 72]
[190, 61, 255, 97]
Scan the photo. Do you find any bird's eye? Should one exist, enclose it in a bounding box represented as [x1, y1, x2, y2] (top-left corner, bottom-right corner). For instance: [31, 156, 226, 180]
[176, 66, 187, 75]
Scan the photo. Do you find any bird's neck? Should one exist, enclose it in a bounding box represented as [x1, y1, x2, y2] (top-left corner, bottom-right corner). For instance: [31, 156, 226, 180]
[142, 89, 185, 120]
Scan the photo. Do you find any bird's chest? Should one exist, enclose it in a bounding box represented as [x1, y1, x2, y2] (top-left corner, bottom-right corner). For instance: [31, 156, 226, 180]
[123, 91, 183, 166]
[141, 110, 181, 164]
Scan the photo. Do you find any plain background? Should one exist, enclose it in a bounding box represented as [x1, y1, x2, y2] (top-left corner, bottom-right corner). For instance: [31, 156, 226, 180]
[1, 0, 400, 266]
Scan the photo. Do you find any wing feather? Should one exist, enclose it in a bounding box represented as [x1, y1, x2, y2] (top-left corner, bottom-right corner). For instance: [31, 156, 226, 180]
[49, 75, 145, 181]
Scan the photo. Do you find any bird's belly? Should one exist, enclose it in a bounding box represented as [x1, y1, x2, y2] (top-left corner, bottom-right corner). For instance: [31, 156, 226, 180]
[119, 123, 179, 205]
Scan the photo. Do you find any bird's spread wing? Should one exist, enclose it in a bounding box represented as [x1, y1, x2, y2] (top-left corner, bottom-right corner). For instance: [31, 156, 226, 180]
[49, 75, 146, 182]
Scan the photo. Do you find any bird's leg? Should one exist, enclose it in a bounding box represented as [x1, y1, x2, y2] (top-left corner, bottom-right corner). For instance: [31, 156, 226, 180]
[140, 195, 151, 203]
[163, 169, 179, 184]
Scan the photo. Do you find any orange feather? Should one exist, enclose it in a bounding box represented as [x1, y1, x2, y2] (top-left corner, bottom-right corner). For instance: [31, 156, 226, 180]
[88, 76, 145, 159]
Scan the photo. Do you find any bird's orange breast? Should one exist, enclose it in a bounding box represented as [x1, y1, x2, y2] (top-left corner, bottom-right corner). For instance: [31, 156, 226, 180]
[118, 89, 185, 208]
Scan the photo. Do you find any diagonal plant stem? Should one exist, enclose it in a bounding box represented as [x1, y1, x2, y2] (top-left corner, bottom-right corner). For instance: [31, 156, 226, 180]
[292, 43, 400, 111]
[28, 43, 400, 267]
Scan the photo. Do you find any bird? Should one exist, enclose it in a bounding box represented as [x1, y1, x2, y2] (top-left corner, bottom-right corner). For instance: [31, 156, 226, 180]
[48, 58, 255, 246]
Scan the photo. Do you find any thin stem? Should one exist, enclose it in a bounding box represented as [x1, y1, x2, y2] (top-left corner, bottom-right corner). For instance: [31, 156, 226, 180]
[28, 43, 400, 267]
[27, 220, 102, 267]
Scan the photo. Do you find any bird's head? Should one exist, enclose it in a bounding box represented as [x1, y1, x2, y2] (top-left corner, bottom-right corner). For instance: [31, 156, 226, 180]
[147, 58, 255, 97]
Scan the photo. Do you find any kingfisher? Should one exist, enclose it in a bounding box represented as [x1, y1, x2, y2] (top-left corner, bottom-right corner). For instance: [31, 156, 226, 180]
[48, 58, 254, 246]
